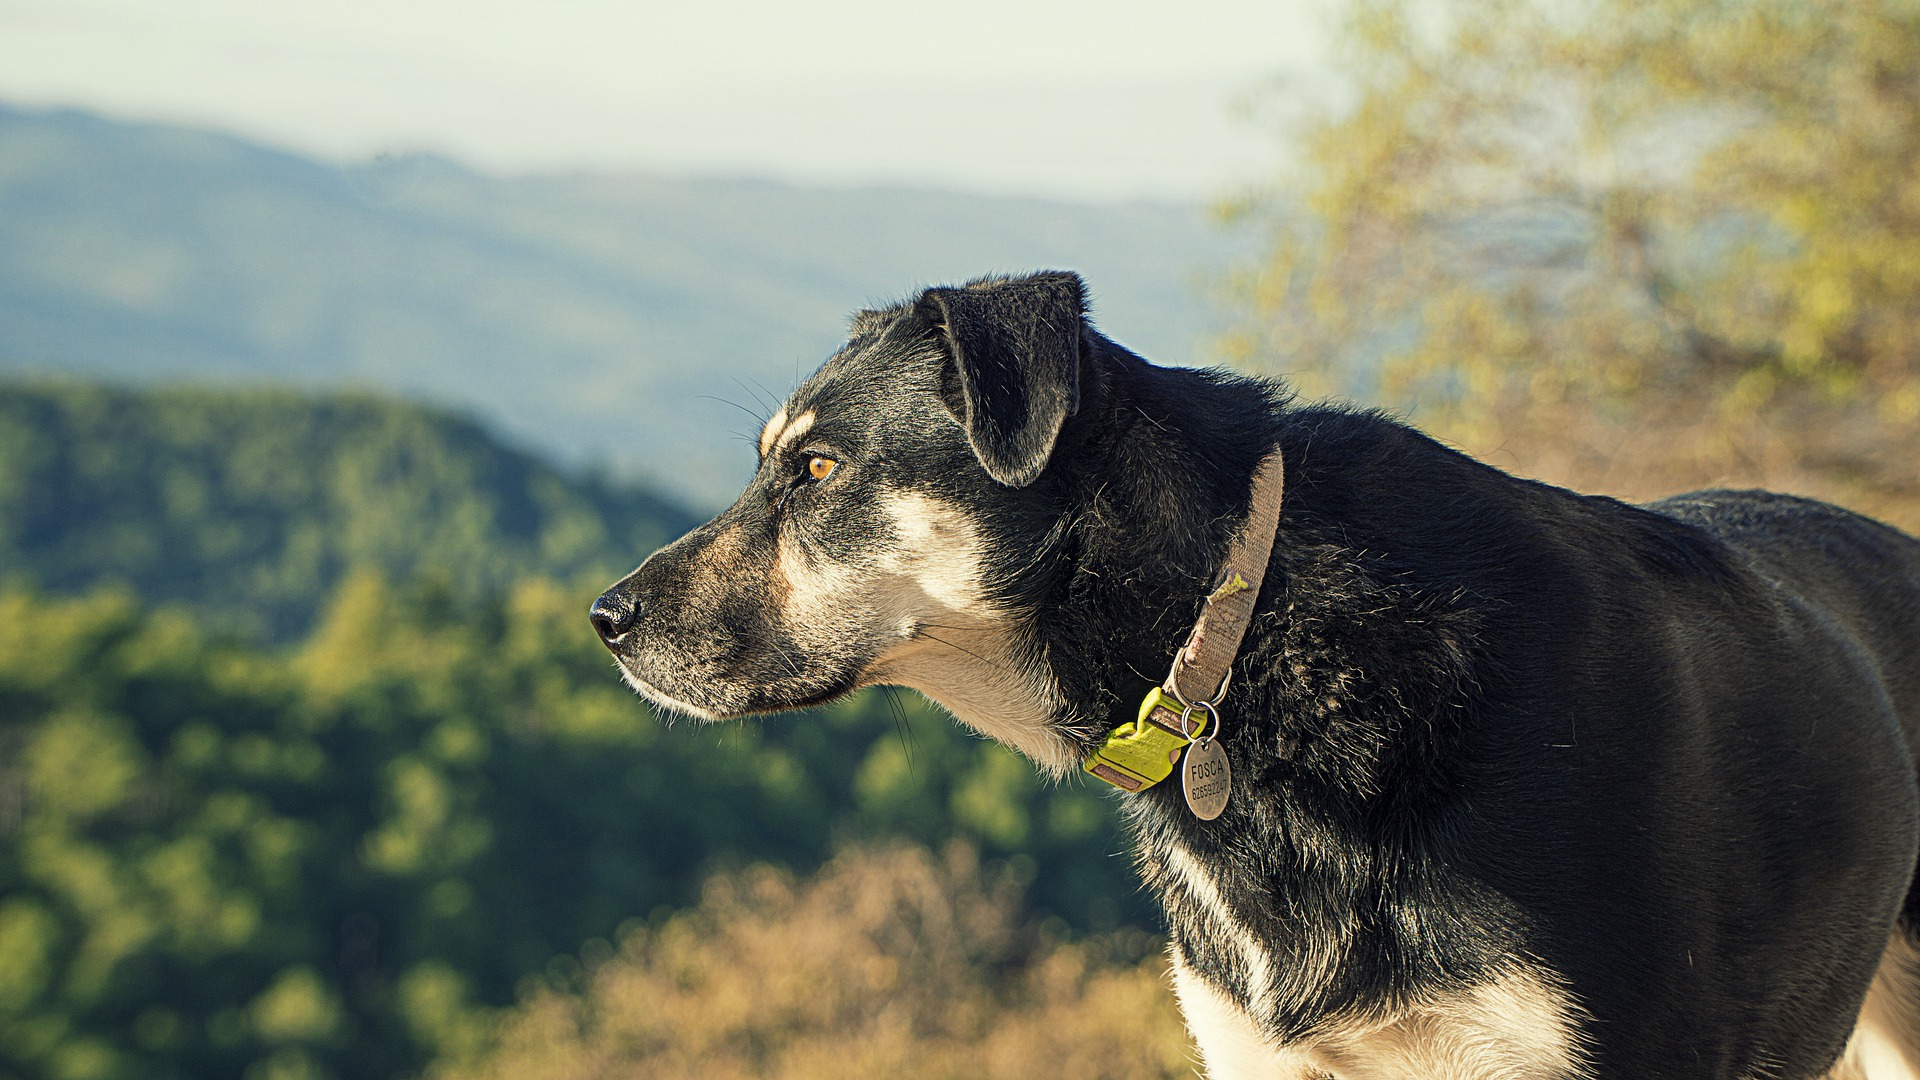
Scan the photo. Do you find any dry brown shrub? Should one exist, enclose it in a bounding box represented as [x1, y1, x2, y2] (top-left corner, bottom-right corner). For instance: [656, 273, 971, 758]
[433, 844, 1193, 1080]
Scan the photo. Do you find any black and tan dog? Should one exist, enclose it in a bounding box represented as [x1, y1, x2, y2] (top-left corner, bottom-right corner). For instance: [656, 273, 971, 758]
[590, 271, 1920, 1079]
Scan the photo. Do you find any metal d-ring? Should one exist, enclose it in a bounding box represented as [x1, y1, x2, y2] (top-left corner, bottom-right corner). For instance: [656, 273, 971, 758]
[1176, 699, 1221, 742]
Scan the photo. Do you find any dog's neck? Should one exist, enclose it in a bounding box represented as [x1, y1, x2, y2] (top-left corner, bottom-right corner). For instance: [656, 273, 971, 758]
[1036, 350, 1533, 1037]
[1037, 344, 1290, 738]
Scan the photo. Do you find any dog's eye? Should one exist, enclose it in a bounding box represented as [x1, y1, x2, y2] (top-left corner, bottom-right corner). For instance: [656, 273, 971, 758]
[807, 456, 838, 481]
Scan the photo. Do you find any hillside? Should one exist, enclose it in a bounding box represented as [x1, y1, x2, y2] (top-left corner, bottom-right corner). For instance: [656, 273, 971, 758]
[0, 104, 1243, 506]
[0, 381, 694, 639]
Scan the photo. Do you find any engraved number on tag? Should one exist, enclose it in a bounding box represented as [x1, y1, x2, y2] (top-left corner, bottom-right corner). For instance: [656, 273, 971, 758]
[1182, 737, 1231, 820]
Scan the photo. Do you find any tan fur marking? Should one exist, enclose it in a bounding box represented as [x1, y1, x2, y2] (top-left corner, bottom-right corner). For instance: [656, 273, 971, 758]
[758, 407, 788, 458]
[759, 407, 818, 460]
[859, 492, 1079, 774]
[1172, 952, 1589, 1080]
[773, 409, 816, 454]
[774, 529, 860, 631]
[1824, 931, 1920, 1080]
[870, 633, 1073, 772]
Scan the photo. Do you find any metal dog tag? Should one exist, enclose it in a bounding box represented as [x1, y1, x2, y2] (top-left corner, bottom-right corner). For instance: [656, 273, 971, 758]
[1182, 737, 1231, 820]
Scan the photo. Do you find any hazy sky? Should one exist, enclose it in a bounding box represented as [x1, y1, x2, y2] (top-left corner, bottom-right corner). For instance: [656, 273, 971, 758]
[0, 0, 1334, 200]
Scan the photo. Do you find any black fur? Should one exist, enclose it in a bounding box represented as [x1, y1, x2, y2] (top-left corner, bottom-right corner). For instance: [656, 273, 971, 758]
[919, 272, 1086, 487]
[597, 271, 1920, 1078]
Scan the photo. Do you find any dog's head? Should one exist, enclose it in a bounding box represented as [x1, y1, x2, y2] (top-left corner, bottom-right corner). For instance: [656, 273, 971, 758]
[591, 271, 1099, 773]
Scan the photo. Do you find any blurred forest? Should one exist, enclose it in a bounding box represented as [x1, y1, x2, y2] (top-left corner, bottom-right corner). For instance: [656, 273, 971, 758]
[0, 382, 698, 638]
[7, 0, 1920, 1077]
[0, 387, 1137, 1080]
[0, 383, 693, 640]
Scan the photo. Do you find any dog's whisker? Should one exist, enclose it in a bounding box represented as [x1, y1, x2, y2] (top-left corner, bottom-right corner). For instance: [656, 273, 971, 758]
[882, 686, 916, 777]
[741, 376, 785, 417]
[910, 630, 1018, 674]
[698, 393, 774, 427]
[758, 639, 811, 684]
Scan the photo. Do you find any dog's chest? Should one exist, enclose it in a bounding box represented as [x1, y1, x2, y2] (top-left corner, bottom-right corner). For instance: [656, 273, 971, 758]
[1143, 828, 1590, 1079]
[1170, 950, 1589, 1080]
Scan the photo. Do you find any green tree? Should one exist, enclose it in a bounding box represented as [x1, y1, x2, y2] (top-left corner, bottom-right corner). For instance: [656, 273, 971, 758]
[1227, 0, 1920, 523]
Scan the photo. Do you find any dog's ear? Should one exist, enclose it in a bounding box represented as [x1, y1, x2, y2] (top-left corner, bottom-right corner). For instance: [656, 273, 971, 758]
[849, 305, 899, 338]
[917, 271, 1086, 488]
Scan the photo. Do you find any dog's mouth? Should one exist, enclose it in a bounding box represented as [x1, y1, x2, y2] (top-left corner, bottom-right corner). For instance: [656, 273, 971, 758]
[609, 647, 865, 722]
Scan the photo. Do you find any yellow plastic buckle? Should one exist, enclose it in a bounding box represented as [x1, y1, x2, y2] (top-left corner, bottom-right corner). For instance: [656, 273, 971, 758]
[1083, 687, 1212, 792]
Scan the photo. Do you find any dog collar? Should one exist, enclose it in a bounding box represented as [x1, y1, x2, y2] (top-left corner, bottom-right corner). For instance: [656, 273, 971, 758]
[1083, 448, 1286, 819]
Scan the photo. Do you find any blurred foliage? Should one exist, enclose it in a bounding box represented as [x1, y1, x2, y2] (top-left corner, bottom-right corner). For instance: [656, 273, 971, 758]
[1226, 0, 1920, 526]
[434, 844, 1189, 1080]
[0, 381, 693, 640]
[0, 579, 1137, 1080]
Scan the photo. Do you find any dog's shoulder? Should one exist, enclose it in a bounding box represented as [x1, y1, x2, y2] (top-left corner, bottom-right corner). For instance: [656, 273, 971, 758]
[1273, 404, 1741, 604]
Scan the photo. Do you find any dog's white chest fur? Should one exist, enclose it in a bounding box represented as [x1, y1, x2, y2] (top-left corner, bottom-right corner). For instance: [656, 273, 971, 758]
[1158, 832, 1590, 1080]
[1171, 952, 1590, 1080]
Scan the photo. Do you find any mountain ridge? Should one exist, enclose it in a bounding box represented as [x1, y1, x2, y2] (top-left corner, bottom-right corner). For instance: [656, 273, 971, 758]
[0, 102, 1245, 506]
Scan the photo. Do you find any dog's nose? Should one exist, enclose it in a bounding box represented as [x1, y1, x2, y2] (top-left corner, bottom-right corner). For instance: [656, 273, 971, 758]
[589, 588, 639, 646]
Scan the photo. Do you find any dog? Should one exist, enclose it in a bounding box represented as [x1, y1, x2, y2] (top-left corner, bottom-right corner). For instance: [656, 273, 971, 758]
[590, 271, 1920, 1078]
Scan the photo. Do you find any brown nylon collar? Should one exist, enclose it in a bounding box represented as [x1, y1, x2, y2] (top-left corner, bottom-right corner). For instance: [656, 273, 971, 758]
[1078, 447, 1287, 798]
[1163, 448, 1286, 708]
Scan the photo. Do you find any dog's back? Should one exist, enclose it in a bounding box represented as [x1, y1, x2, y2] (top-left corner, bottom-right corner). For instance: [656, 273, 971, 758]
[1653, 490, 1920, 766]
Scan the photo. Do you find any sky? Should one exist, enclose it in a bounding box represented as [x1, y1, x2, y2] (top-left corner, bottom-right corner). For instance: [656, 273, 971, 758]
[0, 0, 1335, 201]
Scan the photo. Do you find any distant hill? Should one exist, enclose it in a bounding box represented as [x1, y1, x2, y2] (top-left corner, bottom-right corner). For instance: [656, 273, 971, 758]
[0, 104, 1245, 506]
[0, 381, 694, 639]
